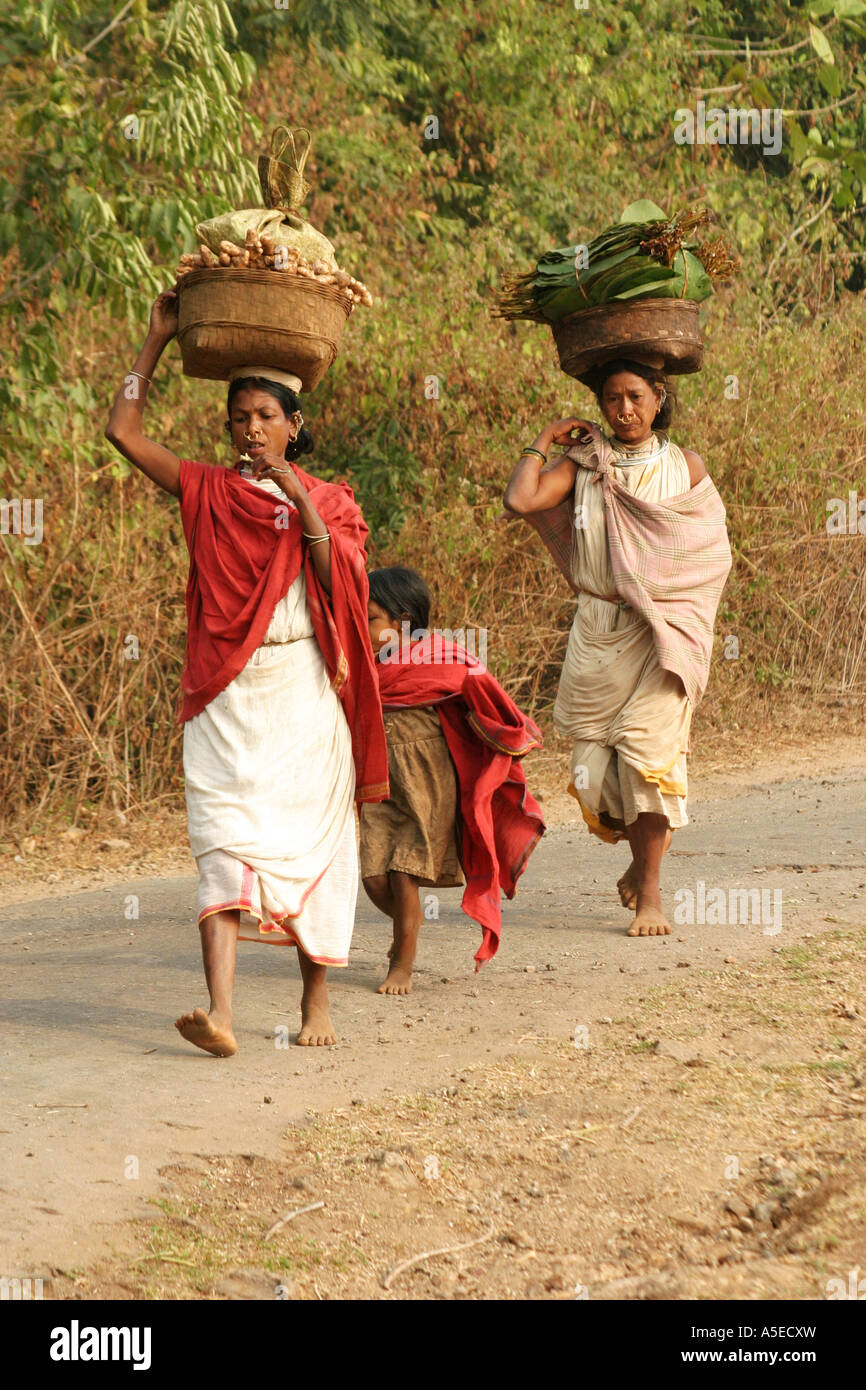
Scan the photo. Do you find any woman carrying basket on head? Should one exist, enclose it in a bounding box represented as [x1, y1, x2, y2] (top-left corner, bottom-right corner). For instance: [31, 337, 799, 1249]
[106, 288, 388, 1057]
[504, 359, 732, 938]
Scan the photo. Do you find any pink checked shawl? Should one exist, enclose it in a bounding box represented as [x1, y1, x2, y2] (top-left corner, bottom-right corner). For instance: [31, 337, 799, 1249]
[523, 426, 732, 707]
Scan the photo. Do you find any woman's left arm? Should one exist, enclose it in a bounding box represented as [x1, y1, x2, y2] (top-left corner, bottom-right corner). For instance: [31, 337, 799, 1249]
[252, 458, 332, 592]
[293, 489, 332, 594]
[683, 449, 708, 486]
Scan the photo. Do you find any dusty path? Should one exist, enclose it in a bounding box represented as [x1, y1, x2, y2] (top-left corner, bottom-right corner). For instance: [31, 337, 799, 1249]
[1, 754, 864, 1281]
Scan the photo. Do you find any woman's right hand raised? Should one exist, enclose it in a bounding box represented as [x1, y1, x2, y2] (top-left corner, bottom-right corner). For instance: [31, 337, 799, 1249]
[148, 288, 179, 342]
[543, 417, 594, 449]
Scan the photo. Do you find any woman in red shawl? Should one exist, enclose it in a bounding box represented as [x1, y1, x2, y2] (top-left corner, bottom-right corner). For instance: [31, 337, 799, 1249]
[105, 289, 387, 1057]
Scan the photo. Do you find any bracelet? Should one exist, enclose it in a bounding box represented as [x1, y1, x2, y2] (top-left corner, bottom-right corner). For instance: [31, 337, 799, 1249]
[128, 369, 152, 385]
[521, 446, 547, 462]
[304, 532, 330, 546]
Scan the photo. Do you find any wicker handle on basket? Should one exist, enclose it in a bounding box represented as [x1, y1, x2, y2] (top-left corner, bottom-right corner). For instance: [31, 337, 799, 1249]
[258, 125, 312, 215]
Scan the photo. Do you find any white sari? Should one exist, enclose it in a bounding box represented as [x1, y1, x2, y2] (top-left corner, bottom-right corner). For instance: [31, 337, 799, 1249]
[183, 477, 358, 964]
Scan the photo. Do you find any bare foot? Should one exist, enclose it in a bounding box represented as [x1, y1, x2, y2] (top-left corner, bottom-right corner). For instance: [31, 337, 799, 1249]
[379, 901, 422, 995]
[618, 829, 672, 910]
[617, 861, 639, 910]
[377, 962, 414, 996]
[627, 894, 672, 937]
[297, 991, 336, 1045]
[174, 1007, 237, 1057]
[295, 953, 336, 1045]
[297, 1007, 336, 1045]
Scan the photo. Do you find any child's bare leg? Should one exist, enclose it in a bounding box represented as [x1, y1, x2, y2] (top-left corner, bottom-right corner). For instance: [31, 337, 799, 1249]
[618, 826, 672, 909]
[625, 813, 671, 937]
[363, 873, 396, 918]
[296, 947, 336, 1045]
[377, 870, 422, 995]
[365, 872, 421, 967]
[363, 874, 400, 963]
[175, 910, 239, 1057]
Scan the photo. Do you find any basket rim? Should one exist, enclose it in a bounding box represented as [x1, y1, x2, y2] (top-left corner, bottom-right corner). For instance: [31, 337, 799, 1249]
[176, 320, 341, 346]
[554, 297, 702, 329]
[177, 265, 352, 313]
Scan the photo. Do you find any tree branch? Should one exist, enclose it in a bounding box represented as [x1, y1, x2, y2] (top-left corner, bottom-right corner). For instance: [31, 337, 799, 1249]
[0, 254, 62, 307]
[765, 191, 835, 283]
[61, 0, 136, 68]
[781, 91, 862, 118]
[685, 21, 836, 60]
[687, 38, 811, 58]
[691, 84, 747, 97]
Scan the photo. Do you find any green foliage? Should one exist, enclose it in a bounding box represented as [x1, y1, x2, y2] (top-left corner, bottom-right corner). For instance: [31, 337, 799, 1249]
[679, 0, 866, 292]
[264, 0, 865, 298]
[0, 0, 259, 332]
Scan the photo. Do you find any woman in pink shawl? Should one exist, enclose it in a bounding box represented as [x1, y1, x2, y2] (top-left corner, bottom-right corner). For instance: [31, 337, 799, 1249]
[504, 359, 731, 938]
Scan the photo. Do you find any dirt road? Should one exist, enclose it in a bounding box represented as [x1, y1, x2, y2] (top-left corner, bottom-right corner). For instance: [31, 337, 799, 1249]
[2, 743, 863, 1286]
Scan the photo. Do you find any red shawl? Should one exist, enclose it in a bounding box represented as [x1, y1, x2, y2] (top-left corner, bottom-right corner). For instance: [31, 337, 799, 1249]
[178, 459, 388, 804]
[376, 635, 545, 967]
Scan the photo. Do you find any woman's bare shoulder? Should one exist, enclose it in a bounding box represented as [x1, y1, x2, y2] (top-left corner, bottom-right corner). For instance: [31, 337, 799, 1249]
[678, 446, 709, 486]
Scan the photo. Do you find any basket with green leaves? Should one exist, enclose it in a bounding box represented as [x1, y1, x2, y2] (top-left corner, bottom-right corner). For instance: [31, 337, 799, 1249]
[494, 200, 738, 381]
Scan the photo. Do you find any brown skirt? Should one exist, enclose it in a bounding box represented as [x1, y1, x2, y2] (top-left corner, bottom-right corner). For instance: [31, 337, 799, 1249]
[359, 705, 464, 887]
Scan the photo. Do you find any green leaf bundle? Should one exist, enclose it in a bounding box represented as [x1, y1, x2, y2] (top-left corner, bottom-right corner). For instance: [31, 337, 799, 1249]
[495, 202, 736, 322]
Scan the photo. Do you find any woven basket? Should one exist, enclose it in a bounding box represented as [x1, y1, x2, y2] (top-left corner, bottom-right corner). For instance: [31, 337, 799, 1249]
[177, 268, 352, 391]
[552, 299, 703, 385]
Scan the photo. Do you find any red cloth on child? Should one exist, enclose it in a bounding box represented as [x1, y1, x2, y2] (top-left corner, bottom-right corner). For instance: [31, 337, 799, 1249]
[177, 459, 388, 804]
[376, 634, 545, 966]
